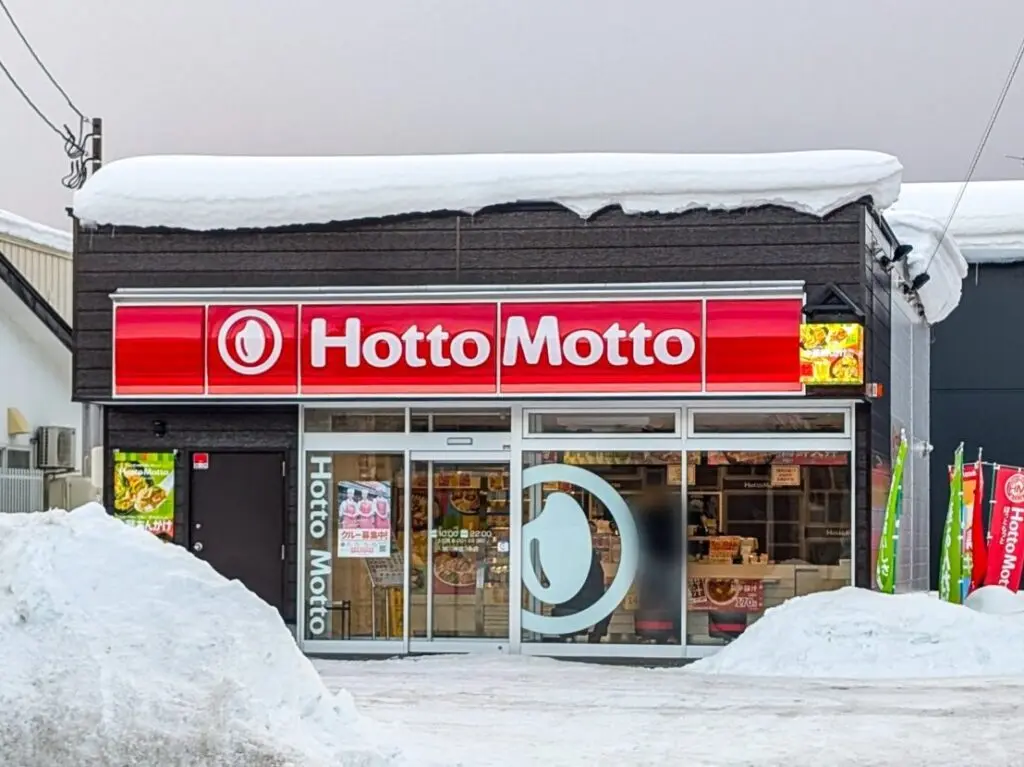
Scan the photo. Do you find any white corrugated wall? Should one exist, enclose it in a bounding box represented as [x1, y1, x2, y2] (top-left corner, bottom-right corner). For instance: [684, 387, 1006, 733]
[0, 237, 72, 323]
[890, 288, 931, 592]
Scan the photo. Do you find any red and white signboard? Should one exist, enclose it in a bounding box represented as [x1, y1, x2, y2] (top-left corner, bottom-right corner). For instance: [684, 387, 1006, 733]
[112, 296, 803, 398]
[985, 466, 1024, 591]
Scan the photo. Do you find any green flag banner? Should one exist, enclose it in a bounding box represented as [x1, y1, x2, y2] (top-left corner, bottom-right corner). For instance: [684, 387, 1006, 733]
[939, 444, 965, 603]
[875, 430, 908, 594]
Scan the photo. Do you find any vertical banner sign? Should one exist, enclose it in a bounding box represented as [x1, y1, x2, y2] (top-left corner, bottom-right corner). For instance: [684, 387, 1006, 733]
[305, 454, 335, 639]
[984, 465, 1024, 592]
[971, 457, 988, 590]
[112, 451, 175, 536]
[939, 444, 964, 603]
[957, 462, 980, 601]
[875, 430, 908, 594]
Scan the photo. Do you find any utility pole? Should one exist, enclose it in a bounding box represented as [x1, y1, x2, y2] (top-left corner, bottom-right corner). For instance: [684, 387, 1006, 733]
[82, 116, 104, 491]
[89, 117, 102, 177]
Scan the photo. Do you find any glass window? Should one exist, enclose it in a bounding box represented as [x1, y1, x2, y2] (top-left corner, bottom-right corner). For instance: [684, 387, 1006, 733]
[303, 409, 405, 433]
[686, 451, 851, 646]
[2, 448, 32, 470]
[302, 452, 403, 641]
[407, 461, 510, 639]
[528, 411, 677, 435]
[409, 408, 511, 433]
[522, 450, 684, 645]
[690, 411, 845, 434]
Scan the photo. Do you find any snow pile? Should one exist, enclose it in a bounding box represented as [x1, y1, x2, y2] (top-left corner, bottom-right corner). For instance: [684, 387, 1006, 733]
[964, 585, 1024, 615]
[890, 181, 1024, 259]
[72, 151, 903, 231]
[0, 208, 72, 253]
[884, 209, 968, 323]
[688, 587, 1024, 679]
[0, 504, 398, 767]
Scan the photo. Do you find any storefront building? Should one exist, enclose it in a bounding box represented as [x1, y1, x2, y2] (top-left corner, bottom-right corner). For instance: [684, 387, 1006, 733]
[72, 151, 930, 659]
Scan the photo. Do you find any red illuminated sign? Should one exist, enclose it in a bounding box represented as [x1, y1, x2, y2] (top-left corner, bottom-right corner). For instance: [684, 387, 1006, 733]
[112, 296, 802, 398]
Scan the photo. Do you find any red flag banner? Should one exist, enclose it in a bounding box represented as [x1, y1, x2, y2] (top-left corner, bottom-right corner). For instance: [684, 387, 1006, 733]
[984, 466, 1024, 591]
[971, 460, 987, 590]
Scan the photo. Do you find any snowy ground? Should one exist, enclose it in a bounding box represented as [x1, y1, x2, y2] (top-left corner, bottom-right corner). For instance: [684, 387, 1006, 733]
[318, 654, 1024, 767]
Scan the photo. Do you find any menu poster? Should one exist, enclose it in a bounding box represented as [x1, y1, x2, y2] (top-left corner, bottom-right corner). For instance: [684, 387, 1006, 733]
[689, 578, 764, 612]
[770, 465, 802, 487]
[337, 480, 392, 558]
[799, 323, 864, 385]
[112, 451, 175, 537]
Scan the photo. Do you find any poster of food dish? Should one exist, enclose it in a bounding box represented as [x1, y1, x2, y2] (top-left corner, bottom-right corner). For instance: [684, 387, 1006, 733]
[337, 480, 392, 558]
[799, 323, 864, 385]
[112, 451, 175, 536]
[432, 550, 480, 595]
[688, 578, 764, 612]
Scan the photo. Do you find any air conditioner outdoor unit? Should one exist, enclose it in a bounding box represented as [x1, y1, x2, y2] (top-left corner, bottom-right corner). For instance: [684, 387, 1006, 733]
[36, 426, 77, 471]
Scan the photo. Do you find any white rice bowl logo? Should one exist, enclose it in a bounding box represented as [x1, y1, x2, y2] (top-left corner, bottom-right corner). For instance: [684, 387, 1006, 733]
[217, 309, 283, 376]
[520, 464, 639, 635]
[1005, 472, 1024, 505]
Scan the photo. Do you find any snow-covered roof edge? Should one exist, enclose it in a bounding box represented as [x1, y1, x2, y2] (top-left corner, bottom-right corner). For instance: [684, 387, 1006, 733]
[72, 150, 903, 232]
[884, 209, 969, 324]
[0, 208, 72, 254]
[889, 181, 1024, 260]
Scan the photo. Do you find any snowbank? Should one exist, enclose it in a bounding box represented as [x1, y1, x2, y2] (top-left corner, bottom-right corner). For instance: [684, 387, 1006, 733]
[0, 504, 398, 767]
[0, 208, 72, 253]
[890, 181, 1024, 259]
[72, 150, 903, 231]
[884, 209, 969, 323]
[964, 585, 1024, 615]
[688, 587, 1024, 679]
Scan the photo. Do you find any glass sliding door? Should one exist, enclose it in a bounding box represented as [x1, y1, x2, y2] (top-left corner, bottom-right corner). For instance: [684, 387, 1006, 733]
[408, 455, 512, 647]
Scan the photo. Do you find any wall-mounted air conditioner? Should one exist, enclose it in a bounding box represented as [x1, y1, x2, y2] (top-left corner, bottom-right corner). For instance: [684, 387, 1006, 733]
[36, 426, 77, 471]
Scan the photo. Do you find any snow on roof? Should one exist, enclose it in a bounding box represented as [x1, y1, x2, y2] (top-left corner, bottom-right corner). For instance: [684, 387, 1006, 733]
[889, 181, 1024, 260]
[0, 208, 72, 253]
[72, 151, 903, 232]
[884, 209, 968, 324]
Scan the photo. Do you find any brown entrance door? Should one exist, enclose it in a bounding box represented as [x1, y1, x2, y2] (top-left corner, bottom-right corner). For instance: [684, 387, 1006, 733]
[188, 451, 286, 614]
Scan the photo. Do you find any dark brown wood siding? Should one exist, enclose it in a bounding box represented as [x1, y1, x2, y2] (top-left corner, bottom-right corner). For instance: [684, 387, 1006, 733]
[75, 200, 891, 590]
[74, 203, 866, 399]
[105, 405, 299, 622]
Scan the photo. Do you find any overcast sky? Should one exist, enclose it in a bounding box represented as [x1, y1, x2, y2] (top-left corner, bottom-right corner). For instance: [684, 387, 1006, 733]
[3, 0, 1024, 230]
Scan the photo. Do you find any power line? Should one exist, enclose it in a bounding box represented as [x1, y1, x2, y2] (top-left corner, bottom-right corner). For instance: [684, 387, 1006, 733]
[0, 0, 83, 119]
[0, 52, 91, 188]
[0, 53, 70, 141]
[922, 30, 1024, 275]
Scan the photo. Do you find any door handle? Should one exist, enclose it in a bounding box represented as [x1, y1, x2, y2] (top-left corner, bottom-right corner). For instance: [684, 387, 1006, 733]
[192, 541, 204, 553]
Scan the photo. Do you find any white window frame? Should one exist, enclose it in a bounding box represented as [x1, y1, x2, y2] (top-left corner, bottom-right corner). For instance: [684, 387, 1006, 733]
[295, 400, 858, 660]
[522, 403, 683, 439]
[686, 403, 853, 440]
[0, 446, 34, 470]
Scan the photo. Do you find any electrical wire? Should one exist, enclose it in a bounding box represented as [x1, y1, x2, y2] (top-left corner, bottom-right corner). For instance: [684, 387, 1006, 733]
[1, 52, 89, 188]
[0, 0, 83, 119]
[0, 54, 70, 141]
[0, 0, 93, 187]
[921, 30, 1024, 276]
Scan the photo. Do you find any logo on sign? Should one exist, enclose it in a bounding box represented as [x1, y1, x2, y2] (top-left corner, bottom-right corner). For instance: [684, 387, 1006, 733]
[521, 464, 638, 635]
[217, 309, 284, 376]
[1006, 473, 1024, 505]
